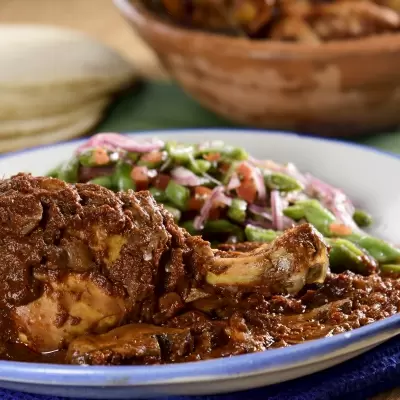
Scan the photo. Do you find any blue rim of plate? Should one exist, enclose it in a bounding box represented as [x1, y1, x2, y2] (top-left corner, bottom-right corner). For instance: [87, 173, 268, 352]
[0, 128, 399, 387]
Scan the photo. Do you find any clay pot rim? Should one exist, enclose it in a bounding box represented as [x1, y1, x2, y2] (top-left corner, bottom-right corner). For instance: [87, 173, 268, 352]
[115, 0, 400, 59]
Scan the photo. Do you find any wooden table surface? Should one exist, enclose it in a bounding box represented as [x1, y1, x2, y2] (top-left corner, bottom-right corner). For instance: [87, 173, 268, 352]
[0, 1, 398, 399]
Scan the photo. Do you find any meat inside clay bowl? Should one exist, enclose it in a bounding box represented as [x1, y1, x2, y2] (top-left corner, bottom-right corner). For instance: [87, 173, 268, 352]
[0, 130, 399, 369]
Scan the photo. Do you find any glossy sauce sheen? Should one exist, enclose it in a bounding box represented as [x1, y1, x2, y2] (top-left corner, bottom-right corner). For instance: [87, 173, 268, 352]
[0, 174, 399, 365]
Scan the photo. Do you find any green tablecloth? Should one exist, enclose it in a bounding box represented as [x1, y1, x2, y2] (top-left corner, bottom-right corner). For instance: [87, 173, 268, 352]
[99, 81, 400, 154]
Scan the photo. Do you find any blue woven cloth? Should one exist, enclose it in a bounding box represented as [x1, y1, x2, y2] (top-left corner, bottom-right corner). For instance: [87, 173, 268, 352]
[1, 336, 399, 400]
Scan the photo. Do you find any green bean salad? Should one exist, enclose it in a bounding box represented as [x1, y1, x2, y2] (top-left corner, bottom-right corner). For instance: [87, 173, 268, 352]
[49, 133, 400, 275]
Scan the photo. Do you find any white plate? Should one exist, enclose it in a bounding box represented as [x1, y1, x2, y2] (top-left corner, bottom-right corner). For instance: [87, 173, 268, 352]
[0, 129, 399, 399]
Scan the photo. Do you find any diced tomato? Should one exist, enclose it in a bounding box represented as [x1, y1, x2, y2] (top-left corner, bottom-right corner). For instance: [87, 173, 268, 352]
[235, 162, 257, 203]
[329, 223, 353, 236]
[140, 151, 164, 164]
[195, 186, 213, 197]
[153, 173, 171, 190]
[203, 152, 221, 162]
[131, 166, 149, 191]
[236, 162, 253, 181]
[187, 197, 204, 211]
[236, 180, 257, 203]
[93, 147, 110, 165]
[188, 186, 213, 210]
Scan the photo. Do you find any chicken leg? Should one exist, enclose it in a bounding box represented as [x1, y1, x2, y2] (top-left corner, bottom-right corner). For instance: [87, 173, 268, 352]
[0, 174, 329, 356]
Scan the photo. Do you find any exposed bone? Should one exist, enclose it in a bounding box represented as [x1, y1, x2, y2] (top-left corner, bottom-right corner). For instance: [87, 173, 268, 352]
[207, 224, 329, 295]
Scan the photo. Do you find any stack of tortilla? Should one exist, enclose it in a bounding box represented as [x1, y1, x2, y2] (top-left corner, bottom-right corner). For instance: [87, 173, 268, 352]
[0, 25, 136, 153]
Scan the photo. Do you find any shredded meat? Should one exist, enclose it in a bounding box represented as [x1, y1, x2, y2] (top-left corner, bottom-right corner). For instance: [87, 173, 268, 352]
[0, 173, 398, 365]
[0, 174, 215, 353]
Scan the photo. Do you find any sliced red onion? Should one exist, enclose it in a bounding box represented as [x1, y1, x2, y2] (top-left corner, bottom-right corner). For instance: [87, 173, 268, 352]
[249, 203, 294, 230]
[194, 187, 231, 230]
[247, 155, 259, 164]
[305, 174, 361, 233]
[245, 219, 274, 229]
[285, 163, 308, 186]
[227, 173, 241, 190]
[250, 159, 307, 186]
[76, 133, 164, 154]
[248, 204, 273, 221]
[286, 191, 310, 203]
[282, 216, 296, 230]
[252, 166, 267, 203]
[271, 190, 285, 231]
[170, 167, 205, 187]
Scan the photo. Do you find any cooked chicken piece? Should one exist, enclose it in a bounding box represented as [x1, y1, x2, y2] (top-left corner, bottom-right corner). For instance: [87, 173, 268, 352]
[0, 174, 329, 357]
[13, 273, 127, 352]
[157, 0, 400, 41]
[208, 224, 329, 295]
[269, 16, 321, 43]
[161, 0, 276, 34]
[280, 0, 313, 17]
[229, 0, 277, 34]
[307, 1, 400, 40]
[67, 324, 193, 365]
[0, 174, 194, 352]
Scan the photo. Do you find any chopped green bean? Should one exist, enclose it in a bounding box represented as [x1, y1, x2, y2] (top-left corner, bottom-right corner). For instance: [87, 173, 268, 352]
[264, 172, 303, 192]
[149, 187, 167, 202]
[197, 146, 248, 161]
[227, 199, 247, 223]
[245, 225, 279, 242]
[58, 157, 79, 183]
[189, 159, 211, 174]
[204, 219, 239, 233]
[283, 200, 400, 265]
[113, 161, 135, 191]
[163, 204, 182, 222]
[287, 200, 336, 236]
[47, 165, 62, 178]
[347, 234, 400, 264]
[283, 204, 306, 220]
[126, 152, 140, 163]
[380, 264, 400, 274]
[78, 150, 97, 167]
[222, 161, 239, 185]
[166, 142, 194, 163]
[353, 209, 373, 227]
[228, 147, 248, 161]
[115, 175, 135, 191]
[89, 176, 115, 189]
[326, 238, 377, 274]
[204, 220, 245, 241]
[165, 180, 190, 210]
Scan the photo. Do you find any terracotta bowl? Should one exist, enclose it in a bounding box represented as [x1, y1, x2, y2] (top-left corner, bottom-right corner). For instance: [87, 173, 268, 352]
[114, 0, 400, 137]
